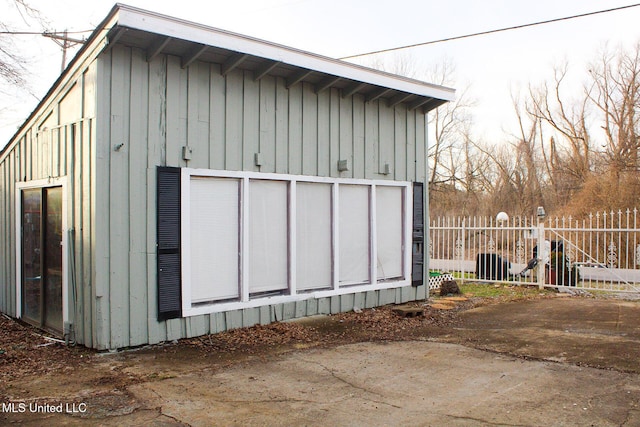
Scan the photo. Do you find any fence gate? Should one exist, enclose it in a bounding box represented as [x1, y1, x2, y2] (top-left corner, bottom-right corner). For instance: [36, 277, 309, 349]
[429, 210, 640, 293]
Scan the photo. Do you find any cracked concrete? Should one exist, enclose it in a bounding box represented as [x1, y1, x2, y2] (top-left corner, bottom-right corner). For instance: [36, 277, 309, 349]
[3, 296, 639, 425]
[122, 341, 639, 426]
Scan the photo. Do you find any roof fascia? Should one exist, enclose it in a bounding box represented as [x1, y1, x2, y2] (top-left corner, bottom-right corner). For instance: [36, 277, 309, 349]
[113, 4, 455, 102]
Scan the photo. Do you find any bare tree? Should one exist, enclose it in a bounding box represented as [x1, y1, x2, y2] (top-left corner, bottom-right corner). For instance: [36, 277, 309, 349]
[0, 0, 48, 89]
[587, 44, 640, 174]
[527, 64, 592, 193]
[425, 58, 475, 188]
[367, 53, 418, 79]
[512, 96, 545, 214]
[366, 55, 477, 190]
[367, 55, 487, 217]
[518, 43, 640, 216]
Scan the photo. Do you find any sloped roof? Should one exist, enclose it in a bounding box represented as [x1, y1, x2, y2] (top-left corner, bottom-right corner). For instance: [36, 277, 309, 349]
[107, 3, 454, 109]
[3, 3, 454, 157]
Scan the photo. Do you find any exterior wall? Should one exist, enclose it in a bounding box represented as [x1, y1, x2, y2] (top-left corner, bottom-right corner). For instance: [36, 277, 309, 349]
[0, 62, 97, 346]
[98, 44, 429, 349]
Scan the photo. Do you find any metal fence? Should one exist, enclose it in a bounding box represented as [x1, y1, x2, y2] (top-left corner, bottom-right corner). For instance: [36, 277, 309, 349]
[429, 209, 640, 293]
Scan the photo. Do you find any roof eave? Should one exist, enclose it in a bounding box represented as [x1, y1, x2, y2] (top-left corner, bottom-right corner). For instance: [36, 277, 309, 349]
[112, 3, 455, 103]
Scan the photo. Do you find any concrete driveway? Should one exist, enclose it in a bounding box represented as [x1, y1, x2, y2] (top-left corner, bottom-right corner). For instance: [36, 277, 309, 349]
[129, 341, 638, 426]
[4, 295, 640, 426]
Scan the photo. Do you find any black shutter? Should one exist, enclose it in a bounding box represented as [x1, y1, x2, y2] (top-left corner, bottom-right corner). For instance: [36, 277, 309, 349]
[411, 182, 424, 287]
[157, 167, 182, 320]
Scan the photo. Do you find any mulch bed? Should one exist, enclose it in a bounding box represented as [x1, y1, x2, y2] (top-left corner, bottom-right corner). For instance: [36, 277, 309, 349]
[0, 292, 538, 381]
[0, 315, 94, 383]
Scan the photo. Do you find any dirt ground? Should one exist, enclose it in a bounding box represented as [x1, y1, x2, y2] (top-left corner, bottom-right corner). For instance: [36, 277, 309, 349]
[1, 286, 639, 426]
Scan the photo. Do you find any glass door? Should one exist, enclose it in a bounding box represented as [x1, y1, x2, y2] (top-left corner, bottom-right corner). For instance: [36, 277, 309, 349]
[21, 189, 42, 325]
[21, 186, 63, 333]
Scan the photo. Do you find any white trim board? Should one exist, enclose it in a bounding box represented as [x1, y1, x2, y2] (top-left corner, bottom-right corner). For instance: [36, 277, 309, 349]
[15, 177, 69, 329]
[180, 168, 412, 317]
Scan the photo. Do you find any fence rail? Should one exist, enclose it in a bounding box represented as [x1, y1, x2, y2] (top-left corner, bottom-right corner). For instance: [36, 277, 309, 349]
[429, 209, 640, 293]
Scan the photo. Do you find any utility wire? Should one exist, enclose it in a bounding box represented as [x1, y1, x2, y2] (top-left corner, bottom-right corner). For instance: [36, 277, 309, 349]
[339, 3, 640, 60]
[0, 29, 93, 35]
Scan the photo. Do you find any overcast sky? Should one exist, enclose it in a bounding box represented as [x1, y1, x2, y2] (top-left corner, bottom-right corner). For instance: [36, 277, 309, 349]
[2, 0, 640, 146]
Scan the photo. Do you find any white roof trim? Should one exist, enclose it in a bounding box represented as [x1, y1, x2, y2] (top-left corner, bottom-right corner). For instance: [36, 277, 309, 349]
[114, 4, 455, 102]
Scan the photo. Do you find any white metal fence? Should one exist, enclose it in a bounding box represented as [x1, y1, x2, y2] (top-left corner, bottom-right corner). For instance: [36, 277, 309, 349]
[429, 209, 640, 293]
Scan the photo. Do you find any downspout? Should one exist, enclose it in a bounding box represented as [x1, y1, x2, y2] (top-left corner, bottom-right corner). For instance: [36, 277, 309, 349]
[424, 113, 430, 299]
[66, 124, 77, 346]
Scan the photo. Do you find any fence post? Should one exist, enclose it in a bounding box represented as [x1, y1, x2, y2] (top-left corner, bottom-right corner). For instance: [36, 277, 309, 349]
[461, 217, 466, 277]
[537, 210, 546, 290]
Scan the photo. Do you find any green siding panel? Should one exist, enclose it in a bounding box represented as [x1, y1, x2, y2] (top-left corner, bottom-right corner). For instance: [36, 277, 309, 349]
[259, 305, 271, 325]
[210, 312, 226, 333]
[186, 315, 208, 338]
[225, 70, 243, 171]
[353, 293, 365, 311]
[306, 298, 318, 316]
[365, 291, 378, 309]
[259, 75, 277, 173]
[242, 308, 260, 328]
[275, 77, 289, 174]
[318, 298, 331, 315]
[225, 310, 243, 330]
[330, 295, 340, 314]
[353, 96, 366, 179]
[0, 42, 431, 350]
[243, 71, 260, 172]
[94, 48, 112, 350]
[302, 82, 318, 176]
[379, 289, 396, 306]
[128, 49, 149, 346]
[282, 302, 296, 321]
[209, 64, 226, 170]
[189, 62, 211, 170]
[271, 304, 284, 322]
[108, 46, 132, 349]
[288, 84, 303, 175]
[339, 96, 354, 178]
[295, 300, 306, 318]
[317, 89, 331, 177]
[146, 56, 168, 346]
[340, 293, 355, 313]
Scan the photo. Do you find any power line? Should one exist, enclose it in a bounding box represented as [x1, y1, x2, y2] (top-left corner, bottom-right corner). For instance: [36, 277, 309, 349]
[0, 29, 93, 35]
[43, 31, 85, 72]
[0, 29, 91, 71]
[339, 3, 640, 60]
[43, 32, 85, 45]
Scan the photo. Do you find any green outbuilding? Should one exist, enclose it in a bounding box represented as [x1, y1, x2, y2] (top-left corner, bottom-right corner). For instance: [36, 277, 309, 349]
[0, 4, 454, 349]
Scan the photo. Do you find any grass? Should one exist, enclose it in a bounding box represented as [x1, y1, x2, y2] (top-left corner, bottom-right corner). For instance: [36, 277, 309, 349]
[455, 282, 555, 299]
[449, 271, 475, 280]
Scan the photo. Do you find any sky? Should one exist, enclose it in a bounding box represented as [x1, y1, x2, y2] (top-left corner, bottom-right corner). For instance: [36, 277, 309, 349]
[2, 0, 640, 146]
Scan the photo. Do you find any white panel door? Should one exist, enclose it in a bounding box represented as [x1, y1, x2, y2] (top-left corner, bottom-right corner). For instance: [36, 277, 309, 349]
[339, 184, 370, 285]
[190, 177, 240, 302]
[376, 186, 404, 280]
[249, 180, 289, 294]
[296, 182, 332, 290]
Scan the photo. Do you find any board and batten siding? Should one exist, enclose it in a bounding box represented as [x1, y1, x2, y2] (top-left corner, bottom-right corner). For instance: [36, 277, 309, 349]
[0, 62, 97, 347]
[97, 44, 430, 349]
